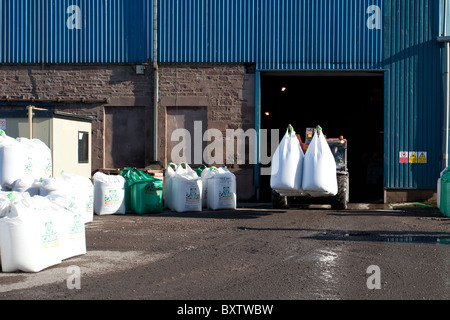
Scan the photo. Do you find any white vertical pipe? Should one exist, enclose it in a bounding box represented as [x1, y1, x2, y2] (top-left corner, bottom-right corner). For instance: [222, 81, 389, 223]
[27, 105, 33, 139]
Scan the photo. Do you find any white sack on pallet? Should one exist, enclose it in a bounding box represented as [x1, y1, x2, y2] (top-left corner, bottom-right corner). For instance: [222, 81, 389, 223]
[206, 167, 237, 210]
[171, 163, 202, 213]
[93, 172, 126, 215]
[302, 129, 338, 197]
[270, 129, 304, 194]
[0, 196, 63, 273]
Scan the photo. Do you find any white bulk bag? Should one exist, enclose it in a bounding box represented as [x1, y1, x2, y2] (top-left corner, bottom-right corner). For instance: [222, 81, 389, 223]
[30, 139, 52, 179]
[61, 172, 94, 224]
[16, 138, 39, 179]
[207, 167, 237, 210]
[60, 210, 86, 260]
[0, 136, 26, 189]
[42, 174, 93, 223]
[302, 128, 338, 197]
[46, 194, 86, 260]
[93, 172, 126, 215]
[164, 163, 177, 210]
[0, 133, 52, 189]
[270, 128, 304, 195]
[201, 167, 217, 207]
[171, 163, 202, 213]
[0, 196, 63, 273]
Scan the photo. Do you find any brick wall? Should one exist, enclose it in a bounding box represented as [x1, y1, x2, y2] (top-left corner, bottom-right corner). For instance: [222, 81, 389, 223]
[0, 65, 154, 173]
[158, 64, 255, 163]
[158, 64, 256, 200]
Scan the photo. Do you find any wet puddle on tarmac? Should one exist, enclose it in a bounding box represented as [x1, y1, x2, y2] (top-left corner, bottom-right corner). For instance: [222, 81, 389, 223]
[315, 230, 450, 245]
[383, 235, 450, 244]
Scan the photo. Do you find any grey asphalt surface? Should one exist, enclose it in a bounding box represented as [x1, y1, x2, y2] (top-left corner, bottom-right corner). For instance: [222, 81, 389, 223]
[0, 202, 449, 304]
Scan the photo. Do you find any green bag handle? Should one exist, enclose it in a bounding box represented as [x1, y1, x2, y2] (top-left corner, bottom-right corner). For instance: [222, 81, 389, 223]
[287, 124, 295, 136]
[7, 191, 16, 201]
[168, 162, 177, 169]
[120, 167, 133, 178]
[179, 162, 188, 169]
[315, 125, 322, 136]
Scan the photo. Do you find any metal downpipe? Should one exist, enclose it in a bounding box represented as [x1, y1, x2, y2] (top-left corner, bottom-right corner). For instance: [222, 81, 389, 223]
[153, 0, 159, 162]
[445, 42, 449, 169]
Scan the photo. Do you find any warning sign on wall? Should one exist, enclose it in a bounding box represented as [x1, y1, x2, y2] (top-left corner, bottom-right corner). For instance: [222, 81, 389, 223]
[418, 152, 427, 164]
[399, 152, 408, 163]
[0, 119, 5, 131]
[399, 151, 428, 164]
[409, 152, 418, 163]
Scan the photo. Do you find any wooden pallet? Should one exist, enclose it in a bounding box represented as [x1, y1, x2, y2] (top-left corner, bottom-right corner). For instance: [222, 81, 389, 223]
[98, 168, 164, 180]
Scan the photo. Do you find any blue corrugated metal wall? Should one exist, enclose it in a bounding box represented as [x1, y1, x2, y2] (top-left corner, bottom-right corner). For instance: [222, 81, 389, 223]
[383, 0, 443, 189]
[0, 0, 153, 64]
[258, 0, 383, 70]
[159, 0, 258, 63]
[0, 0, 385, 68]
[158, 0, 384, 70]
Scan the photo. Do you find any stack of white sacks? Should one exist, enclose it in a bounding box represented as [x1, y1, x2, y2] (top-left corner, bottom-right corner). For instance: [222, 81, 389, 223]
[165, 163, 237, 212]
[271, 126, 338, 197]
[0, 131, 91, 273]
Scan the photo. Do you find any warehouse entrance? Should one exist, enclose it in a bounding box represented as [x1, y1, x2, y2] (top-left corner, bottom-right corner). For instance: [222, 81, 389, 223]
[260, 72, 384, 203]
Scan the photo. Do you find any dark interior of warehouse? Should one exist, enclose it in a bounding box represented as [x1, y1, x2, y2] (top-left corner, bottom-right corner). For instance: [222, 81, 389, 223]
[260, 73, 385, 203]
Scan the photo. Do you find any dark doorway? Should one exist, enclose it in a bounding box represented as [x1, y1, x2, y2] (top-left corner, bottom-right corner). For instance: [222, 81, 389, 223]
[104, 106, 146, 168]
[260, 73, 384, 203]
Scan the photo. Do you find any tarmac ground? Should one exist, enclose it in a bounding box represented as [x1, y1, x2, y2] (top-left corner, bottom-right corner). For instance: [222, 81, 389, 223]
[0, 202, 449, 307]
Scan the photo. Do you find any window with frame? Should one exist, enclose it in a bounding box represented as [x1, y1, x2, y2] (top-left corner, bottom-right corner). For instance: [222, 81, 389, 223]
[78, 131, 89, 163]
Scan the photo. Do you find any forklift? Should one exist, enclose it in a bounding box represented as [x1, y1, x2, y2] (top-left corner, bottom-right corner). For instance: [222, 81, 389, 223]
[272, 127, 350, 210]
